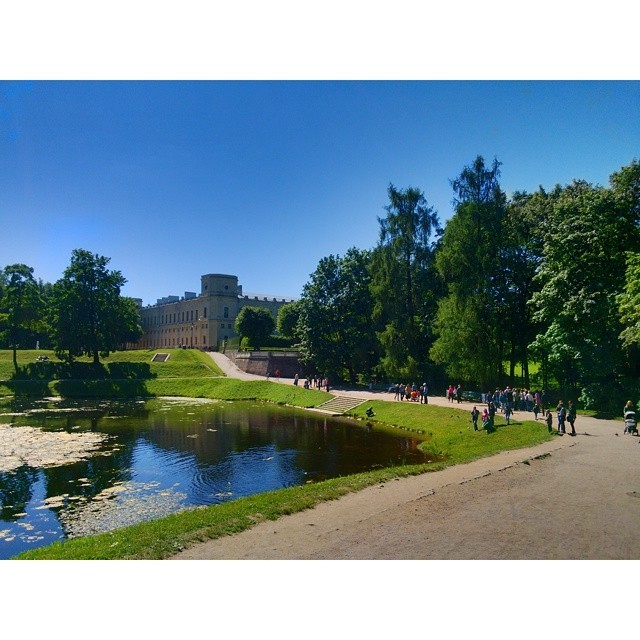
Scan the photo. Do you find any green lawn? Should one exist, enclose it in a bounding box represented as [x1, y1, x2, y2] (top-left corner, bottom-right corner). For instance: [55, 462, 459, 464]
[348, 400, 552, 465]
[0, 348, 224, 380]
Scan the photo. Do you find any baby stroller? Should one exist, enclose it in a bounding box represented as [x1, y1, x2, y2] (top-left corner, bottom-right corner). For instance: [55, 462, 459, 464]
[624, 409, 638, 435]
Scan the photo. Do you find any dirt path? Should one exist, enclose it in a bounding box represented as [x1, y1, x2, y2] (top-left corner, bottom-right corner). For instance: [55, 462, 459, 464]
[172, 354, 640, 559]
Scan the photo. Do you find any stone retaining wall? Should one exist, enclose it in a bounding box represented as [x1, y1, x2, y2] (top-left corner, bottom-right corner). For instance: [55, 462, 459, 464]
[225, 350, 306, 378]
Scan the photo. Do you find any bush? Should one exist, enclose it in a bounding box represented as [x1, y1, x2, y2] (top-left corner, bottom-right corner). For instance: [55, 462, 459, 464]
[239, 335, 295, 351]
[579, 379, 640, 415]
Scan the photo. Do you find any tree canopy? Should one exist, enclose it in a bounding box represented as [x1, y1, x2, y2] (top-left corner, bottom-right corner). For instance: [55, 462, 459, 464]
[371, 184, 442, 381]
[50, 249, 141, 364]
[295, 248, 377, 383]
[0, 264, 43, 371]
[530, 180, 638, 391]
[430, 156, 508, 387]
[234, 306, 275, 350]
[276, 301, 302, 340]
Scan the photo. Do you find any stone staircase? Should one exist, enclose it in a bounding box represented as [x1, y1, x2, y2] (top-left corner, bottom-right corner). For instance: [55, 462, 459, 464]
[316, 395, 367, 415]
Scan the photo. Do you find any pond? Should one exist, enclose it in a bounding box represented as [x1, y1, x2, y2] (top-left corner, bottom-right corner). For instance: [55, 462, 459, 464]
[0, 396, 430, 558]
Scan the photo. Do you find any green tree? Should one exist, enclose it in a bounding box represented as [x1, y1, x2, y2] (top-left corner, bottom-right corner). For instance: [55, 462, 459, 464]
[529, 177, 638, 393]
[499, 188, 554, 386]
[50, 249, 141, 364]
[234, 306, 275, 350]
[370, 184, 442, 381]
[113, 296, 144, 349]
[276, 301, 302, 340]
[618, 251, 640, 349]
[0, 264, 43, 372]
[430, 156, 507, 388]
[297, 248, 377, 383]
[612, 159, 640, 356]
[610, 158, 640, 225]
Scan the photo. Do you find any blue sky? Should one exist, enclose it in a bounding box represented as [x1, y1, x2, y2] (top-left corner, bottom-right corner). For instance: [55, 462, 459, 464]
[1, 80, 638, 305]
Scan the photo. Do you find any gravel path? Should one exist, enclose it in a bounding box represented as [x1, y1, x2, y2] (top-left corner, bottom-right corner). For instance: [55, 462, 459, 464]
[172, 354, 640, 560]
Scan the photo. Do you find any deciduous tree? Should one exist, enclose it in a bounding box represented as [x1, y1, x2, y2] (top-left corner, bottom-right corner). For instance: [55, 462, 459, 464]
[234, 306, 275, 350]
[297, 248, 377, 383]
[0, 264, 43, 372]
[50, 249, 141, 364]
[276, 301, 302, 341]
[530, 177, 637, 392]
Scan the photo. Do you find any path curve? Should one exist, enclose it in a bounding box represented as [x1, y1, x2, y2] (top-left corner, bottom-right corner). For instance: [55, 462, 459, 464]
[173, 353, 640, 559]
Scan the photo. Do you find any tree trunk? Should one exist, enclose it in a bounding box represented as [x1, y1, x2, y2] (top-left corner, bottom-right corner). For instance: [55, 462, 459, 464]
[93, 350, 100, 365]
[522, 350, 530, 389]
[509, 340, 516, 385]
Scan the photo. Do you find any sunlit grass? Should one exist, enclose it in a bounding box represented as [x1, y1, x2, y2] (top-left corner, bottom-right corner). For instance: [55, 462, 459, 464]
[0, 348, 224, 380]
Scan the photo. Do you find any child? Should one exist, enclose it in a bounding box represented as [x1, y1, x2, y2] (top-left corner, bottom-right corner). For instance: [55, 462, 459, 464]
[545, 409, 553, 433]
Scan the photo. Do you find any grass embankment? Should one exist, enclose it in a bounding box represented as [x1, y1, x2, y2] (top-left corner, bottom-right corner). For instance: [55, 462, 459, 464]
[0, 349, 328, 407]
[0, 348, 222, 387]
[3, 349, 553, 559]
[349, 400, 552, 465]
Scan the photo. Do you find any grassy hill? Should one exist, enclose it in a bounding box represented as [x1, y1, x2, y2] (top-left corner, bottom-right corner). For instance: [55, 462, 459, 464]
[0, 348, 330, 407]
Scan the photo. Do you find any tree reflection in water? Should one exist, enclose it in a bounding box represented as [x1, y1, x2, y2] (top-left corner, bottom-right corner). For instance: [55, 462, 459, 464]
[0, 397, 428, 558]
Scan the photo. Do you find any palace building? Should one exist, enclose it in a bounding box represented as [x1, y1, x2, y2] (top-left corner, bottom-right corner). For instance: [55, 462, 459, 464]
[137, 273, 294, 350]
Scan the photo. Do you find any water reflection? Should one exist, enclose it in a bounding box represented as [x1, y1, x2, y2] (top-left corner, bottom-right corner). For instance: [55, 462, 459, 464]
[0, 397, 428, 558]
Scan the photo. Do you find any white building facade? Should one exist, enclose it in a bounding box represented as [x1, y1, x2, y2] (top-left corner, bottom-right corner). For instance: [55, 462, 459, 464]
[137, 273, 294, 350]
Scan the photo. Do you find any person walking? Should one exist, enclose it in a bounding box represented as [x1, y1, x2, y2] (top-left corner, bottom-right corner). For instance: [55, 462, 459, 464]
[488, 401, 497, 430]
[505, 404, 512, 425]
[567, 400, 577, 436]
[471, 406, 480, 431]
[623, 400, 637, 434]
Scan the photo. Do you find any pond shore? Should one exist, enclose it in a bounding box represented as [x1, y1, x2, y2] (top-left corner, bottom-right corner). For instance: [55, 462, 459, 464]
[170, 353, 640, 560]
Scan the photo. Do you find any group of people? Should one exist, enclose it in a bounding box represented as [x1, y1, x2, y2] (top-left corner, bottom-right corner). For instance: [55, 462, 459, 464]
[550, 400, 577, 435]
[446, 385, 463, 403]
[392, 382, 429, 403]
[306, 375, 330, 391]
[484, 387, 548, 416]
[268, 371, 331, 391]
[468, 389, 578, 435]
